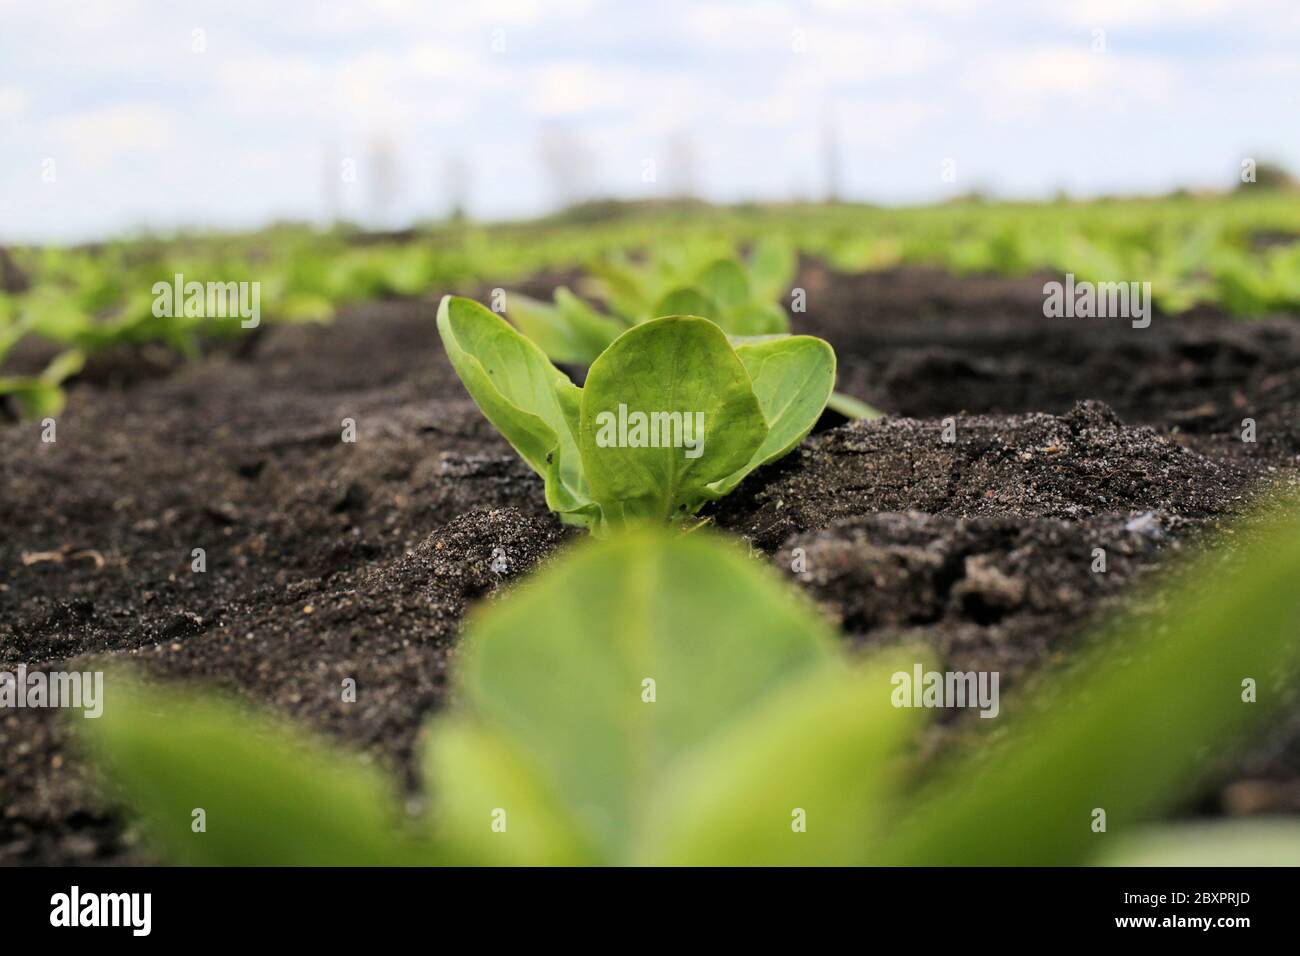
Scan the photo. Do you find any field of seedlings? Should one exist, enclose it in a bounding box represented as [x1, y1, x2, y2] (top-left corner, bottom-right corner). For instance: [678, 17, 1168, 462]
[2, 195, 1299, 869]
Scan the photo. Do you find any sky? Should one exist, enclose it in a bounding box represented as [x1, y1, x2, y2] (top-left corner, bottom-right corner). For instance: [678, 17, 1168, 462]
[2, 0, 1300, 242]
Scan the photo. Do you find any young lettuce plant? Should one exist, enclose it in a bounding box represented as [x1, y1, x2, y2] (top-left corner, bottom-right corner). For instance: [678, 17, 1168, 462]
[436, 294, 836, 534]
[590, 237, 797, 329]
[504, 247, 789, 365]
[81, 495, 1300, 865]
[506, 243, 880, 420]
[0, 302, 86, 417]
[0, 348, 86, 418]
[496, 286, 626, 367]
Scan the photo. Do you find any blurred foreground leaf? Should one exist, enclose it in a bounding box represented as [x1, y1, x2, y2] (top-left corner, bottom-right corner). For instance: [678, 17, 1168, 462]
[80, 497, 1300, 866]
[431, 530, 897, 863]
[638, 657, 921, 865]
[875, 495, 1300, 865]
[85, 678, 432, 865]
[1098, 821, 1300, 866]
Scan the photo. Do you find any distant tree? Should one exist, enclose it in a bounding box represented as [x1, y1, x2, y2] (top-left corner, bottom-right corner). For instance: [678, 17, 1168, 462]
[1236, 159, 1297, 192]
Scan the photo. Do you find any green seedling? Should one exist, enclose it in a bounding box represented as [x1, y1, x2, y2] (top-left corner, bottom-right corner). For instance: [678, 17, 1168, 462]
[507, 244, 793, 366]
[9, 194, 1299, 424]
[508, 244, 881, 420]
[436, 294, 836, 534]
[81, 494, 1300, 866]
[498, 286, 625, 366]
[0, 297, 25, 364]
[83, 530, 926, 864]
[585, 238, 796, 329]
[0, 302, 86, 417]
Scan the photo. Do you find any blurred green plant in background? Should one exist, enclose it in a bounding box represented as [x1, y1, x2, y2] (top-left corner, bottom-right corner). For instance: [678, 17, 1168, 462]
[81, 493, 1300, 866]
[505, 238, 796, 365]
[501, 240, 879, 420]
[6, 193, 1300, 418]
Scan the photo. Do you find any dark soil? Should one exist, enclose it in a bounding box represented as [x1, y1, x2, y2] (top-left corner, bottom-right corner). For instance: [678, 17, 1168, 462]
[810, 265, 1300, 467]
[2, 265, 1298, 865]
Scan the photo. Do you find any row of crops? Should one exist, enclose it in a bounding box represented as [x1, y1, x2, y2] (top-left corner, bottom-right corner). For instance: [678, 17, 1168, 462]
[3, 193, 1300, 416]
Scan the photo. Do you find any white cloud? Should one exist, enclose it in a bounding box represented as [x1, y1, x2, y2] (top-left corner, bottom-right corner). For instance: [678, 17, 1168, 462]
[685, 0, 948, 79]
[3, 0, 1300, 240]
[0, 86, 26, 118]
[298, 0, 593, 38]
[799, 24, 948, 82]
[685, 0, 798, 49]
[969, 47, 1174, 121]
[837, 97, 943, 146]
[532, 62, 627, 117]
[216, 48, 479, 129]
[44, 103, 175, 167]
[1049, 0, 1236, 28]
[217, 54, 326, 118]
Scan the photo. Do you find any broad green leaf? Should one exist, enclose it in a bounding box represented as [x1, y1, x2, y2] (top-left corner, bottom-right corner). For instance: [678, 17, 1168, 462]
[876, 496, 1300, 866]
[436, 295, 590, 513]
[1097, 822, 1300, 867]
[423, 720, 600, 866]
[452, 529, 838, 860]
[84, 675, 431, 865]
[639, 656, 925, 865]
[709, 335, 835, 496]
[578, 317, 767, 527]
[651, 286, 719, 321]
[748, 237, 798, 301]
[735, 337, 835, 446]
[696, 258, 750, 310]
